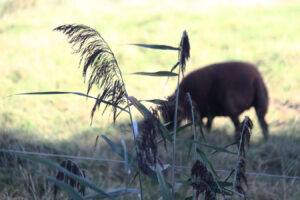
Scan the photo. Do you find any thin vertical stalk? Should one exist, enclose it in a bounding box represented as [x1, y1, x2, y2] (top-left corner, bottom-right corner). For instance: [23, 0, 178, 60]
[186, 93, 197, 200]
[186, 93, 197, 162]
[121, 129, 130, 188]
[232, 116, 248, 199]
[117, 67, 144, 200]
[172, 30, 189, 198]
[171, 56, 182, 198]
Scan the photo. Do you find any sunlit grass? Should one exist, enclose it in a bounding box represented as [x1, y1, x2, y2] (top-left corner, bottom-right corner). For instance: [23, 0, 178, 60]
[1, 0, 299, 140]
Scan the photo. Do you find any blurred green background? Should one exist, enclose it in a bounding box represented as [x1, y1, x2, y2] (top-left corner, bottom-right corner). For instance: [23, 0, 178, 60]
[1, 0, 300, 199]
[1, 0, 299, 140]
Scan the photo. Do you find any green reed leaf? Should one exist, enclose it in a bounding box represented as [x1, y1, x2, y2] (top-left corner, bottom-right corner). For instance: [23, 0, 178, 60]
[156, 164, 172, 200]
[132, 71, 178, 77]
[130, 43, 179, 50]
[45, 175, 85, 200]
[84, 188, 139, 199]
[1, 151, 113, 199]
[129, 96, 172, 142]
[15, 91, 129, 113]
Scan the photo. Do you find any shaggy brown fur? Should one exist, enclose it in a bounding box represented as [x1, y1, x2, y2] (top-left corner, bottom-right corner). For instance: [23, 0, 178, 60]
[161, 61, 269, 140]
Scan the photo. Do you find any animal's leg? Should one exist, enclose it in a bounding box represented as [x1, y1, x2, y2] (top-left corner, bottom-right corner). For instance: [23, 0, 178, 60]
[205, 116, 214, 132]
[255, 108, 269, 141]
[253, 77, 269, 140]
[230, 116, 240, 133]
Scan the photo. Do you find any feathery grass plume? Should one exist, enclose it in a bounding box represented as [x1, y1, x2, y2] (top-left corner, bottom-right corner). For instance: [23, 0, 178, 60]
[137, 108, 165, 177]
[233, 116, 253, 197]
[169, 30, 190, 75]
[54, 160, 85, 200]
[191, 160, 216, 200]
[178, 30, 190, 75]
[54, 24, 126, 122]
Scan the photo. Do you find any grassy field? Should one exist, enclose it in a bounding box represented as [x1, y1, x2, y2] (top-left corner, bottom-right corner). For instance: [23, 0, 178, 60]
[0, 0, 300, 199]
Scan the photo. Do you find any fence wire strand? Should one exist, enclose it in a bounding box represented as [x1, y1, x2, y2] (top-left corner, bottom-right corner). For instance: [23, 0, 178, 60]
[1, 149, 300, 181]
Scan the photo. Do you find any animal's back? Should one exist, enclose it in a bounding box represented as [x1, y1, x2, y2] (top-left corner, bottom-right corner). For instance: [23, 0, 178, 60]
[178, 61, 268, 118]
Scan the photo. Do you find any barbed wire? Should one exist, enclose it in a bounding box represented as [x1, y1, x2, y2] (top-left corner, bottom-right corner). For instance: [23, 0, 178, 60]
[1, 149, 300, 181]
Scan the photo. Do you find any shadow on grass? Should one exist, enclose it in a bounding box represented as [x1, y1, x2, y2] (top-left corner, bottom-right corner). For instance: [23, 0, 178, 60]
[0, 118, 300, 199]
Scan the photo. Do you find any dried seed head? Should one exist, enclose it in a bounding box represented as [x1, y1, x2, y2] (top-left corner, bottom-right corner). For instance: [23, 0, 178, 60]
[235, 158, 248, 196]
[179, 30, 190, 75]
[234, 116, 252, 197]
[54, 160, 85, 199]
[191, 160, 207, 178]
[158, 95, 177, 130]
[191, 160, 216, 200]
[235, 116, 253, 156]
[205, 190, 217, 200]
[137, 108, 164, 176]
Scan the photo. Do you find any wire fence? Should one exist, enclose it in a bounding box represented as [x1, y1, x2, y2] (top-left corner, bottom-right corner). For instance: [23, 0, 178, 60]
[1, 149, 300, 181]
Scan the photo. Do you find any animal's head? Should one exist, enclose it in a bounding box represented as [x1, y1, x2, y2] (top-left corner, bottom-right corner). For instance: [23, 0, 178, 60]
[158, 95, 184, 131]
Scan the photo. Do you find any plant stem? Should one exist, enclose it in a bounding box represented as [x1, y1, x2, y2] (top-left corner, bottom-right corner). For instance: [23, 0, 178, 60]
[232, 116, 248, 199]
[171, 60, 181, 198]
[116, 66, 144, 200]
[186, 93, 197, 162]
[187, 93, 197, 200]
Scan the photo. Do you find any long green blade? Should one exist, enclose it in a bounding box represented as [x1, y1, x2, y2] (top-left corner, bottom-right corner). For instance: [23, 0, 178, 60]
[176, 122, 192, 133]
[130, 43, 179, 50]
[132, 71, 178, 77]
[98, 135, 128, 159]
[141, 99, 173, 106]
[179, 139, 237, 155]
[14, 91, 129, 113]
[2, 151, 113, 199]
[156, 164, 172, 200]
[129, 96, 172, 142]
[170, 62, 180, 72]
[45, 175, 85, 200]
[98, 135, 137, 169]
[98, 135, 158, 182]
[84, 188, 139, 199]
[196, 149, 225, 195]
[196, 149, 219, 179]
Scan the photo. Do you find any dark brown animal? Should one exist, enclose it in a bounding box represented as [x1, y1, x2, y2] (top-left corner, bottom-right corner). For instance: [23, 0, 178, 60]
[161, 61, 269, 140]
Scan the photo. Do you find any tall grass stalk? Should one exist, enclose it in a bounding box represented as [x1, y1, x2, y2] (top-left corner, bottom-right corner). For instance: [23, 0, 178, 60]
[186, 93, 198, 162]
[167, 30, 190, 198]
[171, 60, 181, 198]
[232, 116, 250, 199]
[186, 92, 198, 200]
[116, 62, 145, 199]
